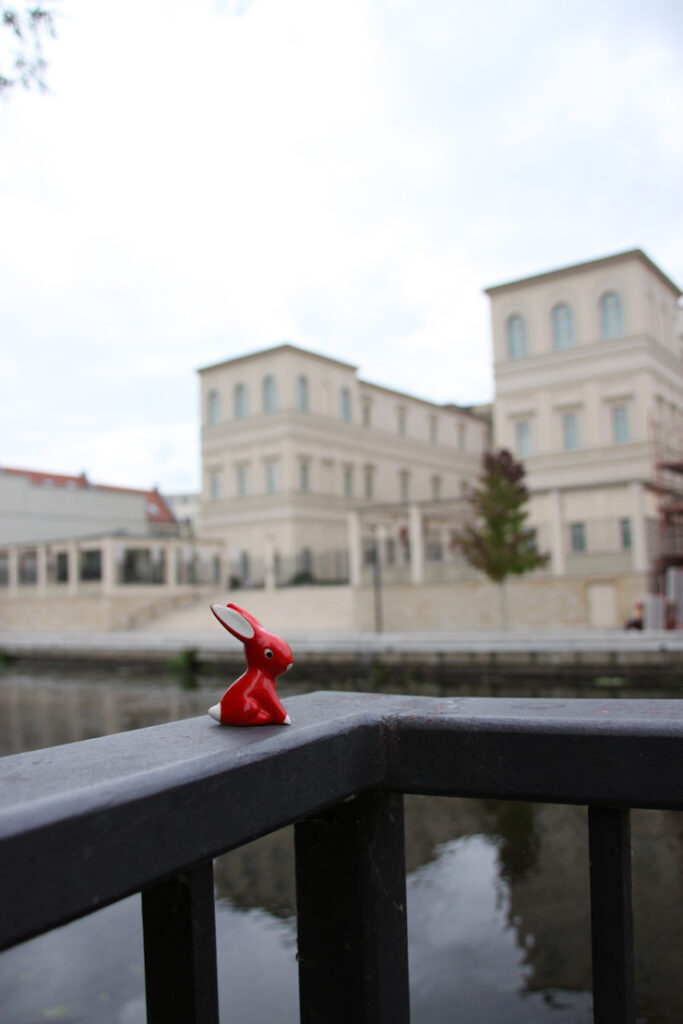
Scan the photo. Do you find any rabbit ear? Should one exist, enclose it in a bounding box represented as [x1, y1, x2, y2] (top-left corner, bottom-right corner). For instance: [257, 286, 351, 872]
[211, 604, 255, 640]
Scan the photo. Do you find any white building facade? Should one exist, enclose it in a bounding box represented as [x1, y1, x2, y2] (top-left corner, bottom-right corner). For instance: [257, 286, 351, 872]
[198, 344, 490, 587]
[487, 249, 683, 590]
[196, 249, 683, 628]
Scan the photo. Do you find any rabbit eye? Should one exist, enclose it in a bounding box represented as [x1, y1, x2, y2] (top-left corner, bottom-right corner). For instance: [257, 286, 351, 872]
[264, 648, 273, 658]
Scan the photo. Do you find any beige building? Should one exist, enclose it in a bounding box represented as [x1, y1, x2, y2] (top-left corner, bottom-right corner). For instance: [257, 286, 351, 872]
[195, 249, 683, 630]
[198, 344, 490, 586]
[486, 249, 683, 607]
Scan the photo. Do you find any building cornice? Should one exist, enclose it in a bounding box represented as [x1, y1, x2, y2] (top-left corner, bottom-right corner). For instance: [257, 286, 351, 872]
[357, 379, 489, 420]
[484, 248, 682, 299]
[494, 333, 683, 388]
[197, 343, 358, 376]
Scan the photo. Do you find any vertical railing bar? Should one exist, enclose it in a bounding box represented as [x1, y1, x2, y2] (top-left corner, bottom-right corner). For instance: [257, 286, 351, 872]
[142, 859, 219, 1024]
[295, 790, 410, 1024]
[588, 806, 635, 1024]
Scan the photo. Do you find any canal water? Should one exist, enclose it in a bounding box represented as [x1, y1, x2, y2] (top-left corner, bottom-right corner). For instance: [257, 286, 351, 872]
[1, 667, 682, 1024]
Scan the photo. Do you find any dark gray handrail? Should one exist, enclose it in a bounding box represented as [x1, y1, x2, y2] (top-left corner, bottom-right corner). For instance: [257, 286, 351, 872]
[1, 691, 683, 1022]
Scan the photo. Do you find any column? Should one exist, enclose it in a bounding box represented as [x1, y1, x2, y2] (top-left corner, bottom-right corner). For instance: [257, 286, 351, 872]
[101, 538, 116, 595]
[263, 534, 276, 591]
[67, 542, 79, 595]
[629, 481, 648, 573]
[36, 544, 48, 596]
[409, 504, 424, 584]
[347, 511, 362, 587]
[549, 489, 566, 576]
[8, 547, 19, 596]
[163, 542, 175, 591]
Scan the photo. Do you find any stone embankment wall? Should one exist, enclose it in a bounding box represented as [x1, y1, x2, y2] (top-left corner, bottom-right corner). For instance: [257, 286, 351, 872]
[0, 573, 646, 633]
[352, 572, 647, 632]
[0, 589, 210, 632]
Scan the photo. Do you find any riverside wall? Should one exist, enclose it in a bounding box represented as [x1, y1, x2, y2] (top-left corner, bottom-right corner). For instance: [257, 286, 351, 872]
[0, 571, 649, 635]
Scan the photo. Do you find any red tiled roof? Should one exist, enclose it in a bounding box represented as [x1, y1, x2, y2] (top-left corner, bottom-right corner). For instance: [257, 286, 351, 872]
[1, 467, 89, 489]
[0, 467, 176, 525]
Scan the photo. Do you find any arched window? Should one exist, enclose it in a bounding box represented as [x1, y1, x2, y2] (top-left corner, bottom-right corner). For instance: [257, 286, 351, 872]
[234, 383, 248, 419]
[296, 374, 309, 412]
[506, 314, 527, 358]
[552, 304, 574, 349]
[600, 292, 623, 340]
[207, 389, 220, 426]
[263, 375, 278, 413]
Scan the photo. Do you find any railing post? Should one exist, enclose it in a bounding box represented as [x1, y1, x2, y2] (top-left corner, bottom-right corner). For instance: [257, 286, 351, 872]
[142, 859, 219, 1024]
[295, 790, 410, 1024]
[588, 806, 635, 1024]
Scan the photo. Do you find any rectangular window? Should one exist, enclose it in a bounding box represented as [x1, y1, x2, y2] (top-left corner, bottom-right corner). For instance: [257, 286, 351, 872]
[362, 399, 371, 427]
[515, 420, 531, 458]
[321, 459, 333, 493]
[613, 405, 629, 444]
[570, 522, 586, 553]
[56, 551, 68, 582]
[562, 412, 579, 451]
[399, 471, 410, 504]
[236, 465, 249, 497]
[620, 517, 632, 550]
[398, 407, 407, 437]
[209, 470, 221, 501]
[429, 416, 438, 444]
[80, 550, 102, 581]
[431, 475, 442, 500]
[299, 460, 310, 493]
[265, 460, 279, 493]
[457, 422, 466, 450]
[364, 465, 374, 500]
[340, 388, 351, 422]
[343, 465, 353, 498]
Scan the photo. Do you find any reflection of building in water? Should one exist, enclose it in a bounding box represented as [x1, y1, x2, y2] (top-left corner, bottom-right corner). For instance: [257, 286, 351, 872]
[503, 803, 683, 1021]
[212, 795, 498, 918]
[505, 804, 591, 991]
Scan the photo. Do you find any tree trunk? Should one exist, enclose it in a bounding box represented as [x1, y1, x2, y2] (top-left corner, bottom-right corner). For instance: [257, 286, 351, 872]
[498, 579, 508, 630]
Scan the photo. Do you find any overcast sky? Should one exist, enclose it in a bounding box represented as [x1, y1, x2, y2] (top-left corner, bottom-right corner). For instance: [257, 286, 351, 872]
[2, 0, 682, 493]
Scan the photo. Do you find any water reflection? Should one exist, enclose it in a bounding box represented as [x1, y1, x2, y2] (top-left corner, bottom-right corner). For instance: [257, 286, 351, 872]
[0, 670, 682, 1023]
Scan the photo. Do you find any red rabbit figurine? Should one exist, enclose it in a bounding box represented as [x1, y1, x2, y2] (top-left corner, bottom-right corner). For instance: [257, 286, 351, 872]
[208, 602, 293, 726]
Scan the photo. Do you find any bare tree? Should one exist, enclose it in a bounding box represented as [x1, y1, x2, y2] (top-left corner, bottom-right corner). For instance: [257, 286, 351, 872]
[1, 3, 58, 95]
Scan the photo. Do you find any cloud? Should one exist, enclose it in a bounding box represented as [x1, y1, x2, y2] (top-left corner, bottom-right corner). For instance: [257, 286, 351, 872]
[1, 0, 682, 493]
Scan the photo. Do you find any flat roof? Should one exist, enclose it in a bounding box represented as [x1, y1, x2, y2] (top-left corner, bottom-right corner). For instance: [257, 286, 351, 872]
[358, 378, 488, 419]
[484, 248, 682, 298]
[198, 342, 490, 417]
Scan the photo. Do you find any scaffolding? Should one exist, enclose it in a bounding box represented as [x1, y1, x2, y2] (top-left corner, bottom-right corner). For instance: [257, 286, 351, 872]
[649, 414, 683, 620]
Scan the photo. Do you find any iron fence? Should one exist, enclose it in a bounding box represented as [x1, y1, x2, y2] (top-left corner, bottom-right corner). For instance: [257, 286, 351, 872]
[1, 692, 682, 1023]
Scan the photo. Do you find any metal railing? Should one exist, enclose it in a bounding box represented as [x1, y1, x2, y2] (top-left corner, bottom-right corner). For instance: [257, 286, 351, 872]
[1, 692, 682, 1023]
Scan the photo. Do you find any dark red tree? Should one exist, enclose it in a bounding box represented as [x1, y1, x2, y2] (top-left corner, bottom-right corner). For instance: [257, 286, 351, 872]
[459, 449, 549, 626]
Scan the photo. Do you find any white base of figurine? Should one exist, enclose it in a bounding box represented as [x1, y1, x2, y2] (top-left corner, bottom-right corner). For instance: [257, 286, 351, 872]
[207, 703, 291, 725]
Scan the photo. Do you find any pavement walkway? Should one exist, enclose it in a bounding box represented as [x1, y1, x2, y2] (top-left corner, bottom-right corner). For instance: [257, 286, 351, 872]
[3, 625, 683, 659]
